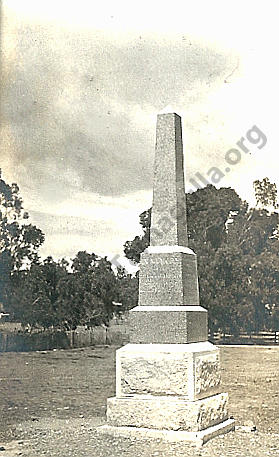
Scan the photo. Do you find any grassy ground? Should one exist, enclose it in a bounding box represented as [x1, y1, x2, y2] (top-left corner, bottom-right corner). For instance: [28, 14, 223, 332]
[0, 346, 115, 439]
[0, 345, 278, 456]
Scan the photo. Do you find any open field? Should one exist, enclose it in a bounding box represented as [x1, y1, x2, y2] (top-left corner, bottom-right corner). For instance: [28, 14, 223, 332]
[0, 345, 278, 456]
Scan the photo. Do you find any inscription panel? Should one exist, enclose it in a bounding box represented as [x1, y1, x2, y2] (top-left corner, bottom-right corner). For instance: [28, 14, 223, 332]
[194, 350, 221, 399]
[139, 251, 199, 306]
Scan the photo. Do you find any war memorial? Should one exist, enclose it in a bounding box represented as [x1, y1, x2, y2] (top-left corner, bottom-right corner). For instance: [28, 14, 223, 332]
[99, 112, 235, 445]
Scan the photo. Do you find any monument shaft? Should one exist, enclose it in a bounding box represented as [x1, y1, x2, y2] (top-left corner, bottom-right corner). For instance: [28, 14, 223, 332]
[151, 113, 188, 247]
[131, 113, 203, 343]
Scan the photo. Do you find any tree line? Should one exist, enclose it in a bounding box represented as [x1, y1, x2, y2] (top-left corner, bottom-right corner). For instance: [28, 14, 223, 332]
[0, 169, 136, 331]
[1, 168, 279, 336]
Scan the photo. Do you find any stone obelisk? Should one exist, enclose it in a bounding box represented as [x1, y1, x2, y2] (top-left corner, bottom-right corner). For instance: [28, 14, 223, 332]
[99, 113, 235, 444]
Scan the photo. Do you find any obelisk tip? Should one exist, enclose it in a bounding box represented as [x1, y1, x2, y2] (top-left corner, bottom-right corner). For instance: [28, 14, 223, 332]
[158, 105, 180, 116]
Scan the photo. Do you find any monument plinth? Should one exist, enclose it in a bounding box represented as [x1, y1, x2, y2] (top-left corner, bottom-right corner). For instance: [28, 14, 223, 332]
[99, 113, 235, 445]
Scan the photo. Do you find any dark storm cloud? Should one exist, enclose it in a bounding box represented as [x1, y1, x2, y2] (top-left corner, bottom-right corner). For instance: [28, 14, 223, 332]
[1, 24, 235, 201]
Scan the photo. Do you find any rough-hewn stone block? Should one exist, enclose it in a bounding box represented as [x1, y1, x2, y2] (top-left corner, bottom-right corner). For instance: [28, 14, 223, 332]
[107, 393, 228, 432]
[116, 342, 221, 400]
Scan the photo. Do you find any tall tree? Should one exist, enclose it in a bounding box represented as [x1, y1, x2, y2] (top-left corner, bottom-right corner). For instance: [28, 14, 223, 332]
[0, 170, 44, 308]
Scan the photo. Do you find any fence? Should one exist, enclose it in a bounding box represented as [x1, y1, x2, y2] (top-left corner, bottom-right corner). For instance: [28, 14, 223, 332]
[0, 321, 278, 352]
[211, 331, 279, 345]
[0, 319, 130, 352]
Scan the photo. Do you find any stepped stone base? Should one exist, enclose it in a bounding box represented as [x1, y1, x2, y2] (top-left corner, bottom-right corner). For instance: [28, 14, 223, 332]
[98, 342, 234, 445]
[98, 418, 235, 446]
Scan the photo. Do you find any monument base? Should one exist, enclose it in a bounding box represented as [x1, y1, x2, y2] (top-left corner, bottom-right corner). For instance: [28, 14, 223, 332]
[99, 342, 235, 444]
[98, 419, 235, 446]
[106, 392, 229, 431]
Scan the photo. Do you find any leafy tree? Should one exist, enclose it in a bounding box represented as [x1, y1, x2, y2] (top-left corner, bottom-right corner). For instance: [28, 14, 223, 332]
[254, 177, 278, 211]
[124, 210, 150, 263]
[198, 185, 279, 335]
[56, 252, 120, 330]
[0, 170, 44, 308]
[187, 185, 246, 252]
[9, 257, 68, 330]
[250, 178, 279, 334]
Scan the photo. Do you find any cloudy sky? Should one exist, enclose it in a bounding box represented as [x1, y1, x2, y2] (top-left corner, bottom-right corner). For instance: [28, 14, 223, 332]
[1, 0, 279, 267]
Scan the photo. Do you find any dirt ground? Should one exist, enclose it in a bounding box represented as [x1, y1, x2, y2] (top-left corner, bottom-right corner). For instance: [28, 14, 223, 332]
[0, 345, 278, 456]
